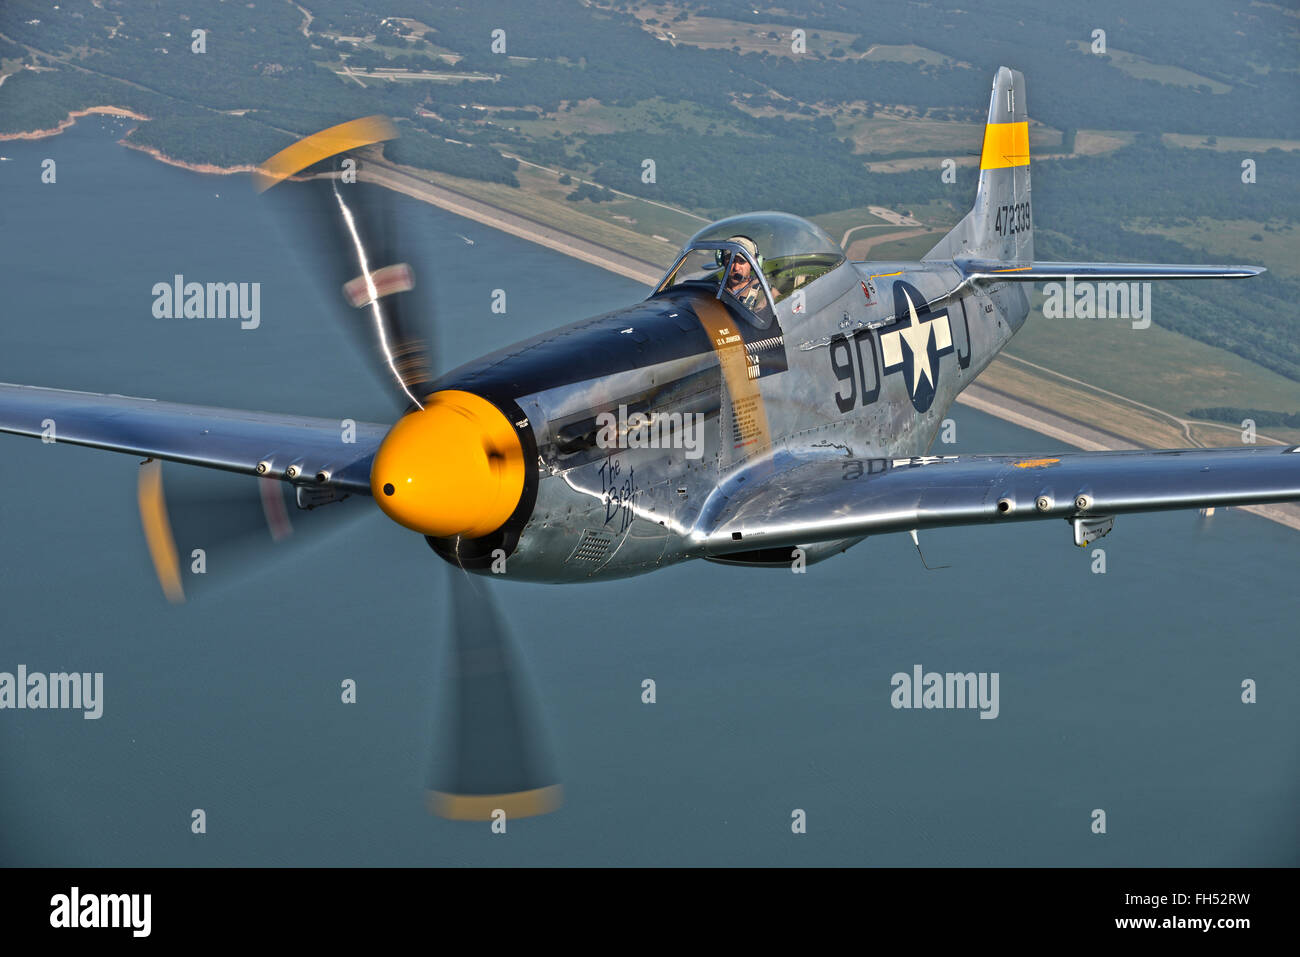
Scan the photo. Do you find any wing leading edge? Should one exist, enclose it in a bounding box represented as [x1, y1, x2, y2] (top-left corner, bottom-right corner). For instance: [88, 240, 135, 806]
[0, 383, 387, 493]
[702, 447, 1300, 554]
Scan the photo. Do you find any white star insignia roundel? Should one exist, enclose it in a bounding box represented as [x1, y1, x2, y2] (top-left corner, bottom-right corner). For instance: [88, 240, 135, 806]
[880, 290, 953, 399]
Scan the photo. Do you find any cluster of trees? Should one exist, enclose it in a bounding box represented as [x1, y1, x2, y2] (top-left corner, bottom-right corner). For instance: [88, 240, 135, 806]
[1036, 135, 1300, 225]
[123, 112, 294, 167]
[3, 0, 120, 52]
[565, 181, 614, 203]
[1188, 408, 1300, 427]
[572, 127, 976, 217]
[291, 1, 385, 39]
[0, 35, 26, 60]
[373, 0, 1298, 146]
[0, 69, 168, 136]
[382, 126, 519, 186]
[694, 0, 1295, 135]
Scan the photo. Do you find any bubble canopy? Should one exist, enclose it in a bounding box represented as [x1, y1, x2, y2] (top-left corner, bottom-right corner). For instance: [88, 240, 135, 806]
[654, 212, 847, 315]
[688, 212, 844, 265]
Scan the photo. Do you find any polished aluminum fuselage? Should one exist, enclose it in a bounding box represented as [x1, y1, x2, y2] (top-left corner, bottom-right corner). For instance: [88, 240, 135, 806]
[433, 259, 1028, 582]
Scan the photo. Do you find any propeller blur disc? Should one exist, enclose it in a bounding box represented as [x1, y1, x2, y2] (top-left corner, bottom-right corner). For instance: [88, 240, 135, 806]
[427, 569, 562, 821]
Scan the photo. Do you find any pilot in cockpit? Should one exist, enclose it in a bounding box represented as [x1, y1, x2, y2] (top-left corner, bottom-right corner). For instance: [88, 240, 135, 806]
[722, 235, 766, 311]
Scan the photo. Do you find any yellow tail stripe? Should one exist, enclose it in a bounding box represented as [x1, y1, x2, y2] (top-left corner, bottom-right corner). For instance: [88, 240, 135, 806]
[427, 785, 564, 821]
[137, 459, 186, 604]
[253, 114, 398, 193]
[980, 121, 1030, 170]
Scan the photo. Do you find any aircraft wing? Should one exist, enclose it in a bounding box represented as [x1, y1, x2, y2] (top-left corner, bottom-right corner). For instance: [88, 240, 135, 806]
[958, 260, 1265, 281]
[702, 447, 1300, 554]
[0, 383, 387, 493]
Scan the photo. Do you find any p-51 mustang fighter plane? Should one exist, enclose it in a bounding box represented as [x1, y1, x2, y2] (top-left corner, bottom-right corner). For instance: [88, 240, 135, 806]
[2, 68, 1296, 818]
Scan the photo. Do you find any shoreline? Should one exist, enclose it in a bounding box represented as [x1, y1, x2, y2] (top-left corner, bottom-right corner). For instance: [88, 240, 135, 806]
[0, 105, 150, 141]
[0, 105, 258, 175]
[117, 139, 260, 176]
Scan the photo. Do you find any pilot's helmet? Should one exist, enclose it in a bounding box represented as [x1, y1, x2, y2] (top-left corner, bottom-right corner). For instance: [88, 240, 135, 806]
[717, 235, 761, 269]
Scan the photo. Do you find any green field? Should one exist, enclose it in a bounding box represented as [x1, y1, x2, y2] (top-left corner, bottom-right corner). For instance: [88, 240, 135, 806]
[594, 197, 700, 248]
[401, 163, 681, 266]
[832, 109, 983, 156]
[1162, 132, 1300, 152]
[840, 225, 924, 258]
[809, 206, 890, 244]
[862, 231, 946, 261]
[1131, 218, 1299, 280]
[1068, 42, 1232, 93]
[629, 4, 862, 57]
[1070, 129, 1139, 156]
[508, 96, 741, 140]
[1007, 293, 1300, 428]
[508, 161, 705, 241]
[855, 43, 963, 67]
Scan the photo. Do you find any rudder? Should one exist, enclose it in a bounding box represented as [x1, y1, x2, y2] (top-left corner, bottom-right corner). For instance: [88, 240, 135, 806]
[926, 66, 1032, 263]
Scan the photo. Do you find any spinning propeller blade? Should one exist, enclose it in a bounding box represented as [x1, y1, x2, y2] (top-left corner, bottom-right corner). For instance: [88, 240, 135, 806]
[137, 459, 366, 603]
[255, 116, 436, 411]
[249, 117, 562, 818]
[427, 570, 563, 821]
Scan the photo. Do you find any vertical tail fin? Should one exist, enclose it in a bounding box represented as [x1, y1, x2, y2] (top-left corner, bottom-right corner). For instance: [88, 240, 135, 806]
[926, 66, 1032, 263]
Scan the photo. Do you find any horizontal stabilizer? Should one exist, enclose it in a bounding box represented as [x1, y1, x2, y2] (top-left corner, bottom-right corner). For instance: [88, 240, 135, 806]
[958, 260, 1265, 281]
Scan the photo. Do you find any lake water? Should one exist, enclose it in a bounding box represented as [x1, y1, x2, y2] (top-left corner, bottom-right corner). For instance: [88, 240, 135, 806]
[0, 119, 1295, 866]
